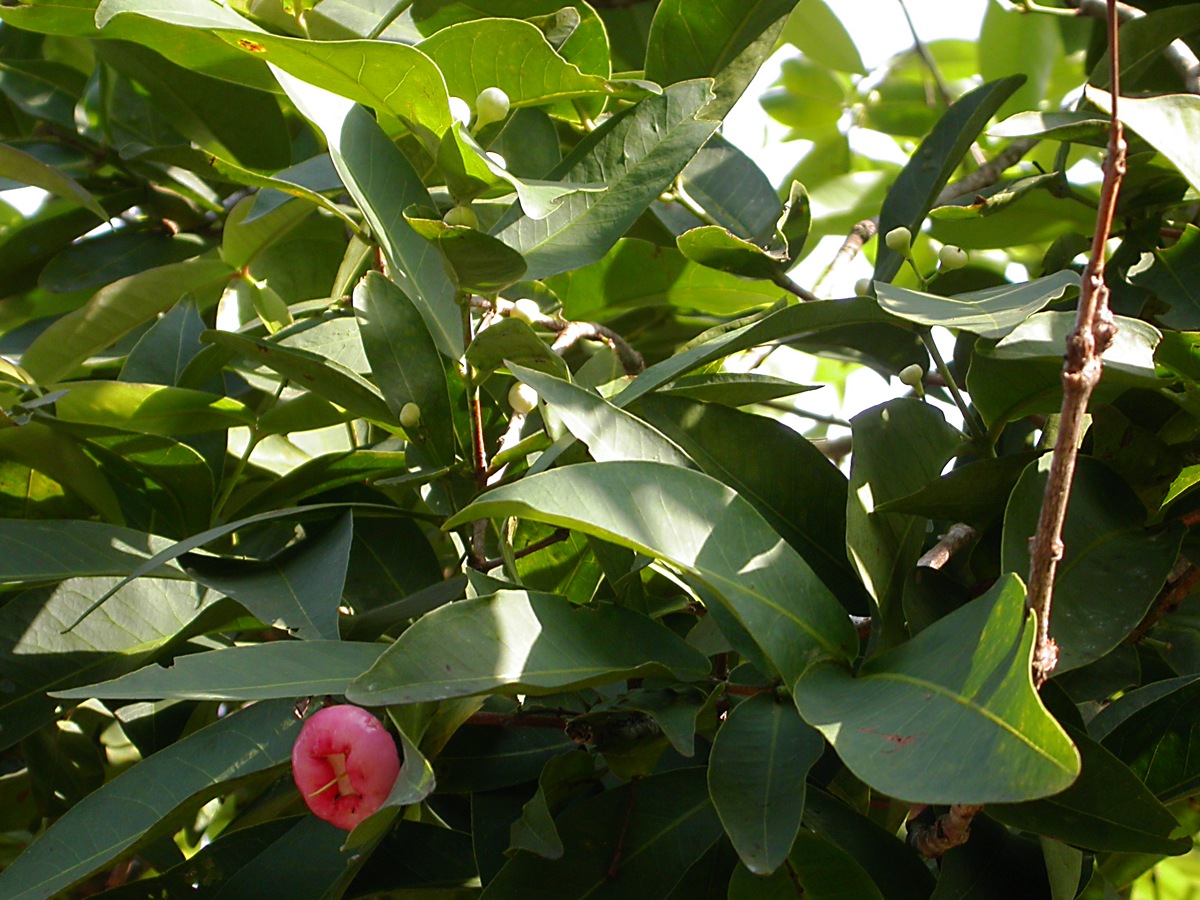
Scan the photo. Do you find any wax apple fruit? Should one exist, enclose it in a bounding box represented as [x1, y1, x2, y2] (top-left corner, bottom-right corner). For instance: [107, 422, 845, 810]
[292, 705, 400, 830]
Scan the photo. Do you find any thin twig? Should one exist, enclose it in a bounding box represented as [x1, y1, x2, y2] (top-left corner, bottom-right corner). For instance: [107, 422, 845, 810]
[547, 320, 645, 374]
[607, 777, 640, 881]
[1128, 563, 1200, 643]
[1026, 0, 1126, 687]
[907, 804, 984, 858]
[1063, 0, 1200, 94]
[478, 528, 571, 573]
[918, 523, 980, 570]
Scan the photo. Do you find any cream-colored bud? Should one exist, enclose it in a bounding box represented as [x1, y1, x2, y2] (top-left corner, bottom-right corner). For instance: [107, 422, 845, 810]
[399, 402, 421, 428]
[510, 298, 542, 324]
[938, 245, 968, 270]
[443, 204, 478, 229]
[474, 87, 511, 129]
[508, 382, 538, 415]
[884, 226, 912, 253]
[854, 278, 873, 297]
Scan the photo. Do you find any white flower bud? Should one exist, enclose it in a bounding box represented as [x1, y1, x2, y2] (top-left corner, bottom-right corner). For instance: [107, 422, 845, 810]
[898, 364, 925, 397]
[399, 402, 421, 428]
[510, 298, 542, 325]
[443, 204, 478, 229]
[938, 245, 968, 271]
[508, 382, 538, 415]
[854, 278, 873, 297]
[448, 96, 471, 126]
[474, 87, 511, 129]
[884, 226, 912, 254]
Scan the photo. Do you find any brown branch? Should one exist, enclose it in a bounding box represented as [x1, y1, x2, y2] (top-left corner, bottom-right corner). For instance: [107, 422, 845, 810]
[1026, 0, 1126, 687]
[1064, 0, 1200, 94]
[478, 527, 571, 573]
[918, 523, 980, 570]
[907, 804, 984, 858]
[548, 320, 645, 374]
[1128, 563, 1200, 643]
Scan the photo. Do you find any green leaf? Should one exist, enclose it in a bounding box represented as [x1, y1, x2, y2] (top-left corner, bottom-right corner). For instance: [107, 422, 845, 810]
[509, 751, 599, 859]
[979, 3, 1062, 119]
[1088, 87, 1200, 194]
[727, 830, 884, 899]
[0, 520, 184, 584]
[202, 330, 395, 425]
[637, 396, 868, 613]
[56, 640, 385, 700]
[51, 381, 255, 435]
[405, 209, 528, 294]
[183, 512, 355, 641]
[0, 699, 299, 900]
[677, 226, 788, 282]
[510, 364, 692, 467]
[0, 575, 220, 749]
[991, 724, 1190, 855]
[435, 718, 576, 793]
[708, 693, 823, 875]
[758, 57, 847, 140]
[482, 767, 723, 899]
[120, 295, 208, 387]
[846, 399, 963, 642]
[875, 270, 1079, 339]
[1002, 456, 1184, 673]
[465, 317, 568, 379]
[0, 142, 106, 221]
[0, 423, 124, 523]
[355, 272, 458, 467]
[989, 110, 1108, 143]
[444, 461, 859, 684]
[794, 575, 1080, 804]
[347, 590, 710, 704]
[39, 231, 204, 295]
[645, 0, 799, 117]
[275, 71, 461, 357]
[494, 80, 721, 281]
[874, 76, 1024, 284]
[779, 0, 865, 74]
[21, 257, 233, 384]
[656, 373, 817, 406]
[416, 18, 627, 111]
[1093, 675, 1200, 802]
[875, 452, 1039, 526]
[803, 787, 937, 900]
[221, 194, 315, 270]
[679, 134, 782, 240]
[543, 238, 785, 320]
[1131, 223, 1200, 330]
[215, 30, 450, 152]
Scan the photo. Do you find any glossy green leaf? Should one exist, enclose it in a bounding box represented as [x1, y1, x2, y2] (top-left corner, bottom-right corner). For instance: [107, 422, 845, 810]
[0, 699, 299, 900]
[0, 423, 123, 523]
[758, 57, 847, 140]
[637, 396, 868, 612]
[51, 381, 254, 435]
[494, 80, 721, 281]
[988, 109, 1108, 143]
[1002, 456, 1184, 673]
[221, 194, 315, 271]
[846, 399, 963, 642]
[803, 787, 937, 900]
[656, 373, 817, 406]
[679, 134, 781, 240]
[1093, 675, 1200, 802]
[444, 461, 859, 684]
[708, 693, 823, 875]
[727, 830, 884, 899]
[57, 640, 385, 700]
[1089, 3, 1200, 93]
[645, 0, 798, 116]
[39, 231, 204, 295]
[120, 295, 208, 386]
[509, 750, 599, 859]
[216, 30, 450, 151]
[275, 70, 461, 357]
[482, 767, 722, 899]
[406, 210, 528, 294]
[794, 574, 1080, 804]
[876, 270, 1078, 339]
[435, 718, 577, 794]
[1088, 87, 1200, 193]
[0, 520, 184, 584]
[991, 724, 1189, 855]
[417, 18, 625, 111]
[779, 0, 865, 74]
[544, 238, 784, 319]
[347, 589, 710, 704]
[465, 317, 568, 379]
[875, 452, 1039, 526]
[677, 226, 788, 281]
[183, 512, 354, 641]
[355, 272, 458, 466]
[979, 2, 1062, 118]
[510, 364, 692, 467]
[0, 142, 105, 221]
[21, 257, 233, 384]
[874, 76, 1024, 284]
[202, 330, 395, 425]
[1131, 223, 1200, 330]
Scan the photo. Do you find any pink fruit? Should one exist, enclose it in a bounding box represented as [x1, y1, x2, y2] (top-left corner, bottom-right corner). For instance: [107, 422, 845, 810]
[291, 704, 401, 830]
